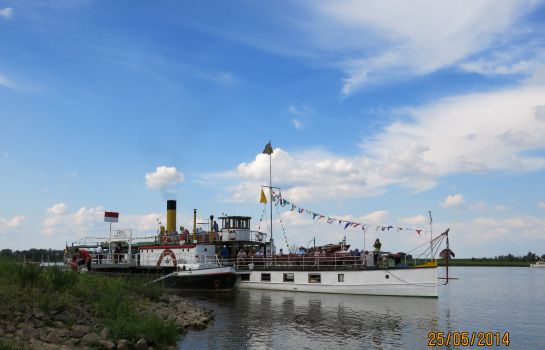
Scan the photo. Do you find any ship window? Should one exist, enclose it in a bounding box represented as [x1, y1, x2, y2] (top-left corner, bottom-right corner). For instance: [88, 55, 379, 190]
[261, 273, 271, 282]
[338, 274, 344, 283]
[283, 273, 294, 282]
[308, 273, 321, 283]
[240, 274, 250, 281]
[204, 248, 208, 252]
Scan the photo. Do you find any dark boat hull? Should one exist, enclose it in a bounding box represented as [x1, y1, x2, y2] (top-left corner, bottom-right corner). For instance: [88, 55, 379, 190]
[161, 268, 237, 291]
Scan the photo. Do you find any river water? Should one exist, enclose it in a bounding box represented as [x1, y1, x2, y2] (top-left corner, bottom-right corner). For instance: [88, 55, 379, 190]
[177, 267, 545, 349]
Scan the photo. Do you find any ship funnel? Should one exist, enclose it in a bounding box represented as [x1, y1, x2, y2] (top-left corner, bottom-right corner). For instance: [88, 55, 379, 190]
[166, 200, 177, 233]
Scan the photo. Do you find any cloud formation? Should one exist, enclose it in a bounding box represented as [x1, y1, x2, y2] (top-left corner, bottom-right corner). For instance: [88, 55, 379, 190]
[218, 83, 545, 203]
[0, 7, 13, 19]
[0, 73, 14, 89]
[41, 203, 166, 239]
[440, 194, 465, 208]
[305, 0, 539, 95]
[290, 119, 303, 130]
[46, 202, 68, 215]
[145, 166, 184, 190]
[0, 215, 25, 234]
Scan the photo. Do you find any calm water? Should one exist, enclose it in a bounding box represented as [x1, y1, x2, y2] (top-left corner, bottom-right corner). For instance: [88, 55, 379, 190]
[178, 267, 545, 349]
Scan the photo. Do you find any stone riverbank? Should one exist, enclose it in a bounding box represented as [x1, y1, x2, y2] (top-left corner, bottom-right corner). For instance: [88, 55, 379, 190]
[0, 293, 213, 350]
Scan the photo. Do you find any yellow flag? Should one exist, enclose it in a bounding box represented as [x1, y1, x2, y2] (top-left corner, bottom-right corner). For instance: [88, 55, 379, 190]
[260, 189, 267, 204]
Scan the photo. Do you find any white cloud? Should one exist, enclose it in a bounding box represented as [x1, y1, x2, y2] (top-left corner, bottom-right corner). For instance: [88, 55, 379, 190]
[41, 204, 168, 239]
[145, 166, 184, 190]
[0, 73, 14, 89]
[46, 202, 68, 215]
[461, 57, 540, 76]
[219, 148, 374, 202]
[215, 83, 545, 202]
[400, 214, 427, 225]
[538, 201, 545, 209]
[0, 7, 13, 19]
[0, 215, 25, 234]
[455, 215, 545, 243]
[359, 210, 388, 224]
[440, 194, 464, 208]
[288, 105, 313, 130]
[290, 119, 303, 130]
[42, 206, 105, 237]
[288, 105, 313, 116]
[361, 85, 545, 184]
[494, 204, 510, 211]
[306, 0, 539, 95]
[470, 201, 487, 210]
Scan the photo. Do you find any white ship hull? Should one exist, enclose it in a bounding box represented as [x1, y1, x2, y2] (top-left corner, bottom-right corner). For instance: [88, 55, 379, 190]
[238, 267, 438, 298]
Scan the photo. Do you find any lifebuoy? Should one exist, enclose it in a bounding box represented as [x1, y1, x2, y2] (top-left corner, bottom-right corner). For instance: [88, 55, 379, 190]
[156, 249, 177, 267]
[256, 233, 263, 242]
[229, 232, 236, 240]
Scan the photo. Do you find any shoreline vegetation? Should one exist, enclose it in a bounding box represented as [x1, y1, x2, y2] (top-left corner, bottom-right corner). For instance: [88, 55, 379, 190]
[412, 251, 544, 267]
[0, 258, 213, 350]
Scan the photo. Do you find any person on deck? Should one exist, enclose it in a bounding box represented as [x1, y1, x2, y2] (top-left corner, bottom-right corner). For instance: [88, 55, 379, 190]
[75, 248, 92, 272]
[373, 239, 382, 266]
[237, 249, 247, 266]
[96, 245, 103, 264]
[114, 243, 121, 264]
[220, 245, 229, 261]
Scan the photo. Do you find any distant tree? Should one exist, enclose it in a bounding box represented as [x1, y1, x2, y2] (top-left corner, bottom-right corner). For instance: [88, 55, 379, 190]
[524, 251, 537, 261]
[0, 249, 13, 257]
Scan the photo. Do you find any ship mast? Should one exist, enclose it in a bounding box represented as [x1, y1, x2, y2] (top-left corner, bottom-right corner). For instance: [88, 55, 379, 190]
[263, 141, 274, 255]
[269, 143, 273, 254]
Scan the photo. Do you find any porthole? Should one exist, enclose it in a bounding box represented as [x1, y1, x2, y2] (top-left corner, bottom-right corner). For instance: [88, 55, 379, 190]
[385, 275, 390, 279]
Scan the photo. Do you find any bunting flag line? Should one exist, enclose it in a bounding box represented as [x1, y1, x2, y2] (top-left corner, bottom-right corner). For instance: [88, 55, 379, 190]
[271, 193, 425, 235]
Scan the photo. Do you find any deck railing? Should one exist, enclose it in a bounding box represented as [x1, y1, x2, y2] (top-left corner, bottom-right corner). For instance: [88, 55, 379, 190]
[218, 255, 398, 271]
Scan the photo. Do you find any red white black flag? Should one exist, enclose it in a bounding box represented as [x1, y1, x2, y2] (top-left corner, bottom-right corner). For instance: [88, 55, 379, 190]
[104, 211, 119, 223]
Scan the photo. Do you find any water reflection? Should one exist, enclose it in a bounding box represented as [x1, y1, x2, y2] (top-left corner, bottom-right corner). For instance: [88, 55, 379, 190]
[178, 289, 438, 350]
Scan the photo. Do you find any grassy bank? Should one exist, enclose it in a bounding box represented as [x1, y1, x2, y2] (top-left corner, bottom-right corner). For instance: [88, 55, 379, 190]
[0, 258, 179, 348]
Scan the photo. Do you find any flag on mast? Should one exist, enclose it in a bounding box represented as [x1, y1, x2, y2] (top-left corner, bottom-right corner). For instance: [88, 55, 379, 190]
[104, 211, 119, 223]
[260, 189, 267, 204]
[263, 141, 273, 155]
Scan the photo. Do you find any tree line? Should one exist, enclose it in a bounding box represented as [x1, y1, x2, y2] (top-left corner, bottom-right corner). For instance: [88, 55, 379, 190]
[474, 251, 545, 261]
[0, 248, 65, 262]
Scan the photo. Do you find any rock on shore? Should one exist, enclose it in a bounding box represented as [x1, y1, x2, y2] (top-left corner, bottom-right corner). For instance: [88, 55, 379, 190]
[0, 293, 213, 350]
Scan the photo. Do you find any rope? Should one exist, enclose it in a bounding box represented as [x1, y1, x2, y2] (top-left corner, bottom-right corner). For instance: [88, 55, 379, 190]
[386, 269, 438, 288]
[257, 204, 267, 232]
[275, 200, 290, 252]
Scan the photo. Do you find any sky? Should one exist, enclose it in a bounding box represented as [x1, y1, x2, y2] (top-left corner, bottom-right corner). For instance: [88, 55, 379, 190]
[1, 0, 545, 258]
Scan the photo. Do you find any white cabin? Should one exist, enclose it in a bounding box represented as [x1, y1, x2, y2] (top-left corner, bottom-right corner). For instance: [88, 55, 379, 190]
[138, 243, 216, 269]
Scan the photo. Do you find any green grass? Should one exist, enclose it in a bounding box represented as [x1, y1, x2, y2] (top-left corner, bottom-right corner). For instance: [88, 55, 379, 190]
[0, 258, 178, 346]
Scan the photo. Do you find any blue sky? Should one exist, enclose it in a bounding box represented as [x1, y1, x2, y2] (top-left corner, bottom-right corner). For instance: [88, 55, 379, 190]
[1, 0, 545, 258]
